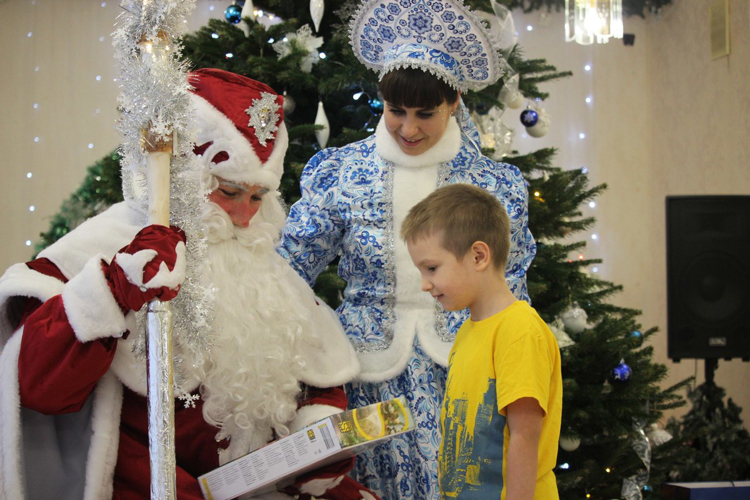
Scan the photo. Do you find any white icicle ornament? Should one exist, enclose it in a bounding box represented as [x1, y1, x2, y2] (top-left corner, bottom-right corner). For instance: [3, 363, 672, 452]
[310, 0, 324, 32]
[239, 0, 255, 36]
[314, 100, 330, 149]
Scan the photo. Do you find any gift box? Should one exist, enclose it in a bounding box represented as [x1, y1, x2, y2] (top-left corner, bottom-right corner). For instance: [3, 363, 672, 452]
[662, 481, 750, 500]
[198, 397, 413, 500]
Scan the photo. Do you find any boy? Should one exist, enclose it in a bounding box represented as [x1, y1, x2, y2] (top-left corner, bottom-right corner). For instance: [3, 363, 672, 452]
[401, 183, 562, 500]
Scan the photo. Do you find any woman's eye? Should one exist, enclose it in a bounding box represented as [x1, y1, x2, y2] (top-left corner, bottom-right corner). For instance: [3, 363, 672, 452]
[388, 108, 405, 115]
[418, 112, 434, 119]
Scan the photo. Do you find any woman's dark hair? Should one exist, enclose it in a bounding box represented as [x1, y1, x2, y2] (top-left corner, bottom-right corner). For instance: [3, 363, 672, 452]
[379, 67, 459, 109]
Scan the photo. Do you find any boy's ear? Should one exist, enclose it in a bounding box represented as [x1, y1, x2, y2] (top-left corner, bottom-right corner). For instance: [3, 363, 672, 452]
[470, 241, 491, 271]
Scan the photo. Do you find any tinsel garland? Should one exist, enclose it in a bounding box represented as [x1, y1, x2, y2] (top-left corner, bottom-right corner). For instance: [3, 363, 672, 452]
[112, 0, 215, 391]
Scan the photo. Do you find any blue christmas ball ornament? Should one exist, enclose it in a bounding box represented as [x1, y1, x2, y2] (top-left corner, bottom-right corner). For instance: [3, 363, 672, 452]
[369, 98, 384, 112]
[225, 4, 242, 24]
[475, 100, 491, 115]
[630, 329, 643, 346]
[520, 109, 539, 127]
[612, 359, 632, 382]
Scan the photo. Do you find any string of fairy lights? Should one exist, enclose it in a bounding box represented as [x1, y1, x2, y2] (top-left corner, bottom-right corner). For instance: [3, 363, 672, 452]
[513, 11, 601, 276]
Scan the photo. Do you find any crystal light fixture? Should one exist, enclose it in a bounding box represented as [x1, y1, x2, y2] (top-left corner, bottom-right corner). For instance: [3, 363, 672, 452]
[565, 0, 623, 45]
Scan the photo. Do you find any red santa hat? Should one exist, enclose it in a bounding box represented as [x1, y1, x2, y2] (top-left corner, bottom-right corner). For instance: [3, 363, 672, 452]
[188, 68, 287, 191]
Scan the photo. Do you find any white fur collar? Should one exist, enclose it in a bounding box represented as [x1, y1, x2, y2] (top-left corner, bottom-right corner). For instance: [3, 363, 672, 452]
[375, 115, 461, 168]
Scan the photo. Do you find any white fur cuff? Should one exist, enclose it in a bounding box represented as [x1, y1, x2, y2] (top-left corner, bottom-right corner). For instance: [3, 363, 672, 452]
[289, 404, 342, 434]
[62, 255, 128, 343]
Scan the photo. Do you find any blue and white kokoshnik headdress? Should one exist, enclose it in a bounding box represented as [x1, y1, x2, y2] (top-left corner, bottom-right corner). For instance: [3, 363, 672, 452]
[349, 0, 509, 92]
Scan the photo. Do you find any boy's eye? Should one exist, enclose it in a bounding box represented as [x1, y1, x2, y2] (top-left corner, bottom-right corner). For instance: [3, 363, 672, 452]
[427, 266, 437, 272]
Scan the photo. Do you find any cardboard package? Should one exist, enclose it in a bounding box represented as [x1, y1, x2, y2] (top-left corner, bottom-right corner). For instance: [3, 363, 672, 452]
[199, 397, 413, 500]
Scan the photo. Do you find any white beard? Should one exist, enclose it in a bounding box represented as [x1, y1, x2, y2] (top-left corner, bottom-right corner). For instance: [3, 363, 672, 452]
[194, 203, 310, 462]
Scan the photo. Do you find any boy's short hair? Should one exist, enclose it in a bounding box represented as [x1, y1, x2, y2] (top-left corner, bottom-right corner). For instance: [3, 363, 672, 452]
[401, 184, 511, 270]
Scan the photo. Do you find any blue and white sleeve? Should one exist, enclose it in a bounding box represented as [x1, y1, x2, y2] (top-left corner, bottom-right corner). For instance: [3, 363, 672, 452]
[278, 149, 346, 287]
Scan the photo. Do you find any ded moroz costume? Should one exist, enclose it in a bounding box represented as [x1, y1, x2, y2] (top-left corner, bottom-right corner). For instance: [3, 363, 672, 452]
[278, 1, 536, 499]
[0, 69, 377, 500]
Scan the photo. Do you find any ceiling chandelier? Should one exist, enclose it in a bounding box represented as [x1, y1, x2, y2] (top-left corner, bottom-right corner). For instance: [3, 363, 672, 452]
[565, 0, 624, 45]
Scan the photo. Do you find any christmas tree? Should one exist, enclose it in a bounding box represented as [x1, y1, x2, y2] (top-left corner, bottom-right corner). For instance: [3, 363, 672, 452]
[36, 1, 692, 498]
[666, 377, 750, 482]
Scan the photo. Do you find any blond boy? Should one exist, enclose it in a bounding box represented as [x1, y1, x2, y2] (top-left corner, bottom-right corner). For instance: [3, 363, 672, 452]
[401, 183, 562, 500]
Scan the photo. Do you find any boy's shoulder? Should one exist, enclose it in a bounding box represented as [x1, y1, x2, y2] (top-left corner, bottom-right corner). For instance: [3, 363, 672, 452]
[493, 301, 554, 345]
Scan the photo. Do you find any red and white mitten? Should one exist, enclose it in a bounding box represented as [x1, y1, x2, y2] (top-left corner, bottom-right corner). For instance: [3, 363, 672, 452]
[283, 458, 380, 500]
[106, 225, 187, 312]
[61, 225, 186, 343]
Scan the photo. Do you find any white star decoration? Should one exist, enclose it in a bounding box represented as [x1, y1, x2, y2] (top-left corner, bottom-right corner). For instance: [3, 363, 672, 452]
[178, 392, 201, 409]
[245, 92, 281, 147]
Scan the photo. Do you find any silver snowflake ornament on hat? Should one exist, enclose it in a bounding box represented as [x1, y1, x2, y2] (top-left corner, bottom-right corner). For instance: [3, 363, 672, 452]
[349, 0, 510, 91]
[245, 92, 281, 147]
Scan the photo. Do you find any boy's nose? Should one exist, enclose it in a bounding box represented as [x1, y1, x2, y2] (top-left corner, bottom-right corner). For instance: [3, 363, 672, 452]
[421, 279, 432, 292]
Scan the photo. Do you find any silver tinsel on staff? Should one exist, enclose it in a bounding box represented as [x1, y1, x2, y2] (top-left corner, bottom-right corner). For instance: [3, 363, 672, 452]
[112, 1, 213, 497]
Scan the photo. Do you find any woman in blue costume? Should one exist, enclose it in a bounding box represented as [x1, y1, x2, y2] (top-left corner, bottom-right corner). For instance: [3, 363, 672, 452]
[278, 1, 535, 498]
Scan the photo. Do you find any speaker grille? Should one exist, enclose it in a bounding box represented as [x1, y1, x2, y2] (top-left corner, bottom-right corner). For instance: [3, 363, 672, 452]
[666, 196, 750, 360]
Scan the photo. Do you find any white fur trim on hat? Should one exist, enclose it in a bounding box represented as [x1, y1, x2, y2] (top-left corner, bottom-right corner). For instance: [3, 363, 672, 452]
[191, 93, 287, 190]
[62, 255, 128, 343]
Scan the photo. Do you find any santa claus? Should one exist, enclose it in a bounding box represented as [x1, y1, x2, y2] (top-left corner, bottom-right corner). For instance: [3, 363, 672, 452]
[0, 69, 376, 500]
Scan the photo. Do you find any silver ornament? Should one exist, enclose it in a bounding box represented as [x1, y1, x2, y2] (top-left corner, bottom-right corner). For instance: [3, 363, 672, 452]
[559, 436, 581, 451]
[282, 91, 296, 115]
[561, 304, 588, 334]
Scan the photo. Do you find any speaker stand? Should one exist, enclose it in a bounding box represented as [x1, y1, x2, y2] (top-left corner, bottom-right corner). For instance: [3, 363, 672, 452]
[705, 358, 718, 386]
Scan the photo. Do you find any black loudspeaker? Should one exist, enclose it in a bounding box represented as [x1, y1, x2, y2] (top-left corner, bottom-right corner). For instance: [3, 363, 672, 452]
[666, 196, 750, 361]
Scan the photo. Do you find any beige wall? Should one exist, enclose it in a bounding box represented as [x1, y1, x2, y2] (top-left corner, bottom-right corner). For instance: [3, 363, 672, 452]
[593, 0, 750, 426]
[1, 1, 748, 427]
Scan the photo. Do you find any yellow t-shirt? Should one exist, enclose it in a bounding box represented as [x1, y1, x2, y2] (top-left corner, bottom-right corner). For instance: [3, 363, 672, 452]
[439, 300, 562, 499]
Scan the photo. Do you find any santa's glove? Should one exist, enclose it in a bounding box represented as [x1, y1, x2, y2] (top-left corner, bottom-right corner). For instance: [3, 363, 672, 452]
[105, 225, 187, 312]
[283, 458, 380, 500]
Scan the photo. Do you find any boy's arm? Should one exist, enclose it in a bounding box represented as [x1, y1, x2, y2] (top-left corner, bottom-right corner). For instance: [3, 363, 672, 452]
[505, 397, 544, 500]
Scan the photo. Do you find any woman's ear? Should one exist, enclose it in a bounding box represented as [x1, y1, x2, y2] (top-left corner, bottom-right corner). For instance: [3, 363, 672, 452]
[470, 241, 491, 271]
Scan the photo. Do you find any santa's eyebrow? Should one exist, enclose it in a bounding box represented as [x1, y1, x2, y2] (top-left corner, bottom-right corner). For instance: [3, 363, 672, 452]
[217, 180, 249, 192]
